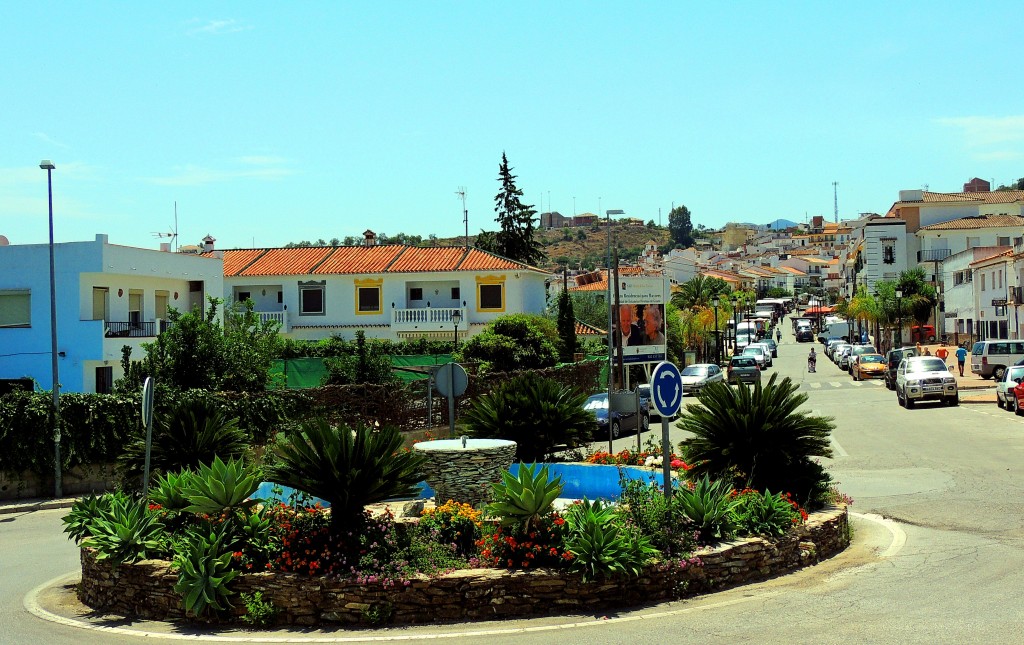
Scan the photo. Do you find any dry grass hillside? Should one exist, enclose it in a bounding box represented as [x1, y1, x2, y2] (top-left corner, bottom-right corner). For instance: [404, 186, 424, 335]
[436, 223, 673, 271]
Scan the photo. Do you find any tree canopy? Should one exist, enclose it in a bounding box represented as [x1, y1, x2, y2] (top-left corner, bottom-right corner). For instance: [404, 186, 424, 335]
[668, 205, 695, 248]
[476, 153, 545, 266]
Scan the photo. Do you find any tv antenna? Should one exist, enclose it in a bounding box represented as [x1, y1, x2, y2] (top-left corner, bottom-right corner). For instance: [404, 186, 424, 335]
[456, 187, 468, 250]
[152, 201, 180, 251]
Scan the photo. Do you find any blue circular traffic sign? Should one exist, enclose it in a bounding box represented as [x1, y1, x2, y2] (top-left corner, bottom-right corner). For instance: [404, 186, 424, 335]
[650, 361, 683, 417]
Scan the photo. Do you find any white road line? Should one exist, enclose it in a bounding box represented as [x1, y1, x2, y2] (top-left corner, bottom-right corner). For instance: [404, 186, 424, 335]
[850, 382, 863, 387]
[830, 382, 842, 388]
[830, 436, 849, 457]
[810, 382, 821, 389]
[850, 512, 907, 558]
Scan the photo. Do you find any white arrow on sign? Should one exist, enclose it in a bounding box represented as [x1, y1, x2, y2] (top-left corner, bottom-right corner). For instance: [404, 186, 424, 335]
[655, 370, 680, 413]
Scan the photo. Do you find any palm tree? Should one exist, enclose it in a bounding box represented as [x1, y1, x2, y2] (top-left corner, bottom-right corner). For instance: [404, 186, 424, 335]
[670, 275, 731, 310]
[265, 419, 427, 533]
[677, 373, 835, 507]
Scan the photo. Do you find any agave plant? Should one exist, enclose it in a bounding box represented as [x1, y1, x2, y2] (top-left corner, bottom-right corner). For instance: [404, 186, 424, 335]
[679, 373, 835, 506]
[85, 495, 166, 564]
[118, 397, 247, 487]
[181, 456, 260, 516]
[733, 489, 800, 537]
[562, 499, 657, 582]
[672, 475, 739, 543]
[264, 418, 426, 533]
[486, 463, 564, 533]
[62, 492, 125, 544]
[462, 372, 594, 462]
[173, 527, 239, 617]
[148, 470, 194, 513]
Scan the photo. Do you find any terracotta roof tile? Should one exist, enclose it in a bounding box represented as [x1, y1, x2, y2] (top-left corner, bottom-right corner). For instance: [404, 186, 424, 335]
[220, 249, 266, 277]
[313, 245, 405, 274]
[239, 247, 334, 277]
[575, 320, 606, 335]
[455, 248, 527, 271]
[920, 215, 1024, 231]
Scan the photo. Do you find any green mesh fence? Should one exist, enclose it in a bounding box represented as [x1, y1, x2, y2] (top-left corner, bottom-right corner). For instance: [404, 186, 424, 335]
[270, 355, 455, 388]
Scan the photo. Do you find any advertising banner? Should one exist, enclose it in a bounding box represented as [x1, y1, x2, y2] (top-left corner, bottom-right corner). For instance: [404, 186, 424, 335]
[615, 276, 668, 364]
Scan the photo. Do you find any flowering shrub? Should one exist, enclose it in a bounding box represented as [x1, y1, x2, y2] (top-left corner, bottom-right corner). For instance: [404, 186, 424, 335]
[584, 449, 691, 471]
[475, 513, 573, 570]
[418, 500, 483, 556]
[263, 503, 354, 576]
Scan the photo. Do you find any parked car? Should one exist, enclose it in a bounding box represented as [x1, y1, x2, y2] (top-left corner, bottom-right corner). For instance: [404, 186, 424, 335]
[742, 345, 769, 369]
[995, 365, 1024, 411]
[583, 392, 649, 439]
[846, 345, 879, 372]
[761, 338, 778, 357]
[750, 342, 774, 367]
[971, 340, 1024, 380]
[1011, 378, 1024, 416]
[910, 324, 937, 343]
[836, 345, 855, 369]
[825, 338, 845, 359]
[832, 343, 851, 364]
[851, 353, 886, 381]
[678, 363, 725, 395]
[884, 347, 918, 390]
[895, 356, 959, 408]
[728, 355, 761, 385]
[795, 327, 814, 343]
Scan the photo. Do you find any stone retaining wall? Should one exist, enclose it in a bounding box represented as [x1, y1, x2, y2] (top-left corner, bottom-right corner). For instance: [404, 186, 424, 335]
[78, 505, 848, 626]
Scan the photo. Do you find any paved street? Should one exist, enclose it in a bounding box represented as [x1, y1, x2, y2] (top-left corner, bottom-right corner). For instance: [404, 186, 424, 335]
[8, 328, 1024, 643]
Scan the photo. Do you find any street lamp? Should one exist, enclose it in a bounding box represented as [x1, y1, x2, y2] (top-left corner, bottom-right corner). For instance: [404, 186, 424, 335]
[605, 209, 624, 395]
[451, 309, 462, 350]
[935, 286, 942, 344]
[41, 160, 61, 498]
[712, 296, 721, 365]
[895, 289, 903, 347]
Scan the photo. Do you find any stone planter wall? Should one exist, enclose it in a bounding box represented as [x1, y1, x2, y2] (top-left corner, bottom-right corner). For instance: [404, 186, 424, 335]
[0, 463, 116, 500]
[78, 506, 849, 627]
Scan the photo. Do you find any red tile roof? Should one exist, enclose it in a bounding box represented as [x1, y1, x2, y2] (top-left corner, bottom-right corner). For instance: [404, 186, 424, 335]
[920, 215, 1024, 231]
[575, 320, 606, 335]
[219, 245, 548, 277]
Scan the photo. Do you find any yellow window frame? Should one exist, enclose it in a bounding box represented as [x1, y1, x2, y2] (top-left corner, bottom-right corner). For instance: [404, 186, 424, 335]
[354, 278, 383, 315]
[475, 275, 506, 312]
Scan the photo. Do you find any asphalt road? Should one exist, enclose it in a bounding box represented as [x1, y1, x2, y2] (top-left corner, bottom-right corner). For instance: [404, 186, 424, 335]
[10, 325, 1024, 643]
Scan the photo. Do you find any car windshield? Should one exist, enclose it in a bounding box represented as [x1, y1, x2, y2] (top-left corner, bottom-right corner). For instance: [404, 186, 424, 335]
[731, 357, 756, 367]
[906, 358, 949, 373]
[860, 355, 884, 364]
[853, 346, 877, 354]
[1006, 367, 1024, 381]
[972, 342, 984, 356]
[681, 366, 708, 376]
[742, 347, 763, 356]
[583, 395, 608, 410]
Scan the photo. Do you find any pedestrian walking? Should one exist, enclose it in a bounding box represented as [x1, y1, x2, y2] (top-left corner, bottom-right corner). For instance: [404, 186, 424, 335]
[955, 344, 968, 377]
[776, 327, 782, 343]
[808, 347, 817, 373]
[936, 346, 949, 368]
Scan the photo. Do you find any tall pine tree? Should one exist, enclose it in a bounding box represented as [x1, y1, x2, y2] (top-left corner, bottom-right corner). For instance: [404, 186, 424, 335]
[556, 286, 577, 363]
[485, 152, 545, 266]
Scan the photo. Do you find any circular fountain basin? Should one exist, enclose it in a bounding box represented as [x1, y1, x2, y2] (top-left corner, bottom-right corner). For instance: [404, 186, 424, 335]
[413, 438, 516, 507]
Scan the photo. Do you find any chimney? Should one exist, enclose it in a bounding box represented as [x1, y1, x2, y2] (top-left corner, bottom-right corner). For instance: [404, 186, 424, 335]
[363, 229, 377, 246]
[159, 242, 170, 252]
[202, 235, 216, 252]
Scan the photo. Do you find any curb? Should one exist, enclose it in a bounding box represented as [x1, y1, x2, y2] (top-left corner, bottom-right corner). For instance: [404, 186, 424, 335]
[0, 498, 77, 515]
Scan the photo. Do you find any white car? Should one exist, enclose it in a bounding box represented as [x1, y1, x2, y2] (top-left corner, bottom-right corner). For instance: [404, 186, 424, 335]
[895, 356, 959, 408]
[678, 363, 726, 395]
[741, 345, 768, 369]
[750, 342, 774, 367]
[996, 365, 1024, 411]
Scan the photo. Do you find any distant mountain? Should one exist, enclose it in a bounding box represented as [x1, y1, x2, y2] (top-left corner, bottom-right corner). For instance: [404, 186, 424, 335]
[765, 218, 799, 230]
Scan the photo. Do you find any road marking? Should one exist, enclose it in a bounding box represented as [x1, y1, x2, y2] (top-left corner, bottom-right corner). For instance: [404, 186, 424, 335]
[810, 382, 821, 389]
[850, 512, 907, 558]
[830, 382, 842, 388]
[830, 436, 849, 457]
[850, 381, 863, 387]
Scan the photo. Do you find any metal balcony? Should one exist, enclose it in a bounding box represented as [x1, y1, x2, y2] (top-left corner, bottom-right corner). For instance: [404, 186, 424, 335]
[918, 248, 952, 262]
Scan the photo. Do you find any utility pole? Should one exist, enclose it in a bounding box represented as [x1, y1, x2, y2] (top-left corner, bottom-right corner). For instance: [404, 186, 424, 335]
[833, 181, 839, 224]
[456, 187, 468, 250]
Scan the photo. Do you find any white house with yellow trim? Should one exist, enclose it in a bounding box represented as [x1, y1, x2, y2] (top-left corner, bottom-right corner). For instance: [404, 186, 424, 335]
[215, 237, 550, 342]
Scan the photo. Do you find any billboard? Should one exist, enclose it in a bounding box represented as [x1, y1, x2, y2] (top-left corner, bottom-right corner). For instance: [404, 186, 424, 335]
[614, 276, 668, 364]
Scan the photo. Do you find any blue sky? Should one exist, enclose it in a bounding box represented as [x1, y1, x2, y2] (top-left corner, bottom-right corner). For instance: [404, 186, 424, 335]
[3, 3, 1023, 251]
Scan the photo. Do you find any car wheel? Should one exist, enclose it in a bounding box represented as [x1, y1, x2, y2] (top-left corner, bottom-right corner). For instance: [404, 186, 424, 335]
[1016, 401, 1024, 417]
[998, 395, 1005, 409]
[994, 366, 1007, 382]
[949, 394, 959, 407]
[1009, 397, 1017, 413]
[640, 413, 650, 432]
[610, 420, 621, 439]
[906, 396, 915, 409]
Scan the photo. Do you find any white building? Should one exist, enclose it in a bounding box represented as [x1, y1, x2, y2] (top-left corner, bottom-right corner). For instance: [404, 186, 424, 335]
[972, 250, 1015, 340]
[0, 234, 223, 393]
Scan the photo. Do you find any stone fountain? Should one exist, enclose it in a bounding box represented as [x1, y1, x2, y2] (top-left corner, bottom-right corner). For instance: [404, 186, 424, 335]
[413, 437, 517, 508]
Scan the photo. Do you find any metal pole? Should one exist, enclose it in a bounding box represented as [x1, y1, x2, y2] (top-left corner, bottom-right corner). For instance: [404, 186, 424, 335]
[449, 321, 459, 436]
[661, 417, 672, 503]
[44, 163, 61, 498]
[713, 302, 720, 364]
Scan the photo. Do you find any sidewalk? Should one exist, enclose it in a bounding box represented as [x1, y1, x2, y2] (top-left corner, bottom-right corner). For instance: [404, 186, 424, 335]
[0, 496, 78, 515]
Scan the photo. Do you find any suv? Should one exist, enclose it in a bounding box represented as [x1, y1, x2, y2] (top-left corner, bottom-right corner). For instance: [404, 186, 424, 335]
[728, 355, 761, 384]
[884, 346, 918, 390]
[895, 356, 958, 408]
[795, 327, 814, 342]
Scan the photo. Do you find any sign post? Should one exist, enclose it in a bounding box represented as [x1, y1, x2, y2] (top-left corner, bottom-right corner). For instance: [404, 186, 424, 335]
[141, 377, 155, 495]
[650, 361, 683, 501]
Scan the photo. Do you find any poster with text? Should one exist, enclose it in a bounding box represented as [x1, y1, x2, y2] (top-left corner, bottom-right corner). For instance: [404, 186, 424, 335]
[614, 276, 669, 364]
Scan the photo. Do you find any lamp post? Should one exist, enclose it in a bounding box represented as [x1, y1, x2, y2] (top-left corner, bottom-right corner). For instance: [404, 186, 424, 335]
[451, 309, 462, 351]
[605, 209, 624, 395]
[895, 289, 903, 347]
[935, 286, 942, 344]
[41, 160, 61, 498]
[712, 296, 721, 365]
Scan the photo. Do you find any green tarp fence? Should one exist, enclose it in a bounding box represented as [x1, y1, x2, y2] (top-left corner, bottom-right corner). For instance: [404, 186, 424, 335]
[270, 355, 455, 389]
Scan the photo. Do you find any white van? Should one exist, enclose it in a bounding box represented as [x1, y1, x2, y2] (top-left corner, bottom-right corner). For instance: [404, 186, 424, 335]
[970, 340, 1024, 380]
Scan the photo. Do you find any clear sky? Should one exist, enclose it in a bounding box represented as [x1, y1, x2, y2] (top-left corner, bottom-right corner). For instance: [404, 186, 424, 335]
[3, 3, 1023, 251]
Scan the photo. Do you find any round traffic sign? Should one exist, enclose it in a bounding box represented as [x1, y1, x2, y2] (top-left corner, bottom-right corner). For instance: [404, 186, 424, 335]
[435, 363, 468, 397]
[650, 361, 683, 417]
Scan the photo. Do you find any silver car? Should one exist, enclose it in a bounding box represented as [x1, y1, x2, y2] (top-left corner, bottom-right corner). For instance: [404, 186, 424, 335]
[996, 365, 1024, 411]
[678, 363, 725, 395]
[895, 356, 959, 408]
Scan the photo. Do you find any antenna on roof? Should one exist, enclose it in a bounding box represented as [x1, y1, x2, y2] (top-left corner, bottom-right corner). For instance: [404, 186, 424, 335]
[832, 181, 839, 224]
[152, 201, 180, 252]
[456, 187, 468, 250]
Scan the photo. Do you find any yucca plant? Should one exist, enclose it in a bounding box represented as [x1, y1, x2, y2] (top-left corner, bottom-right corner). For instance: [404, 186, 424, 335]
[118, 397, 247, 487]
[85, 495, 165, 564]
[173, 527, 239, 617]
[486, 463, 564, 533]
[462, 372, 594, 462]
[679, 374, 835, 506]
[264, 418, 426, 534]
[672, 475, 739, 544]
[181, 456, 261, 516]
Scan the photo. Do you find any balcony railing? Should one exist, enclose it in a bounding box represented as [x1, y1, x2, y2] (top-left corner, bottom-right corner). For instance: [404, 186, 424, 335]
[393, 307, 464, 326]
[104, 320, 168, 338]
